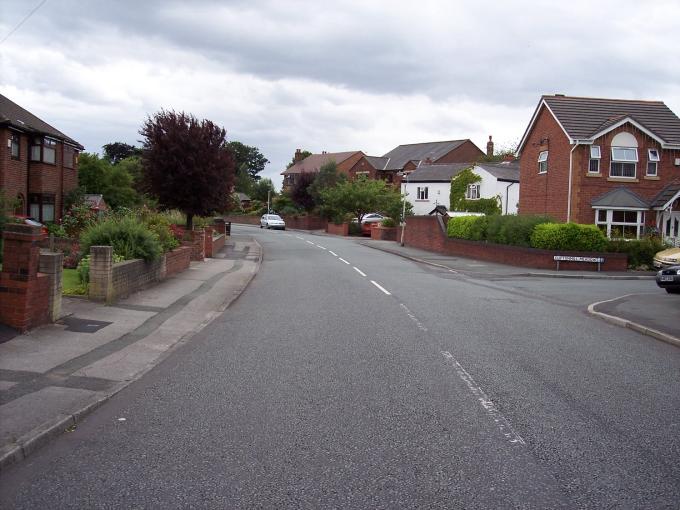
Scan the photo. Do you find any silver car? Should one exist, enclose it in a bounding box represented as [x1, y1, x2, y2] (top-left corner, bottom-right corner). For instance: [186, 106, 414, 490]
[260, 214, 286, 230]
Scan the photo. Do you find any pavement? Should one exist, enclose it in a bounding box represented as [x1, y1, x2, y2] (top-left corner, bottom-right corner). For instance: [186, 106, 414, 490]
[0, 235, 261, 471]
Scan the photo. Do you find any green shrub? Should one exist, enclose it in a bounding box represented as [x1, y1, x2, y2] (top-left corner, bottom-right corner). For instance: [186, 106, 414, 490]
[138, 211, 179, 252]
[348, 221, 362, 235]
[486, 214, 553, 247]
[80, 217, 162, 262]
[607, 237, 667, 269]
[77, 253, 124, 284]
[447, 216, 480, 239]
[530, 223, 608, 252]
[161, 209, 186, 226]
[381, 218, 397, 228]
[46, 223, 67, 238]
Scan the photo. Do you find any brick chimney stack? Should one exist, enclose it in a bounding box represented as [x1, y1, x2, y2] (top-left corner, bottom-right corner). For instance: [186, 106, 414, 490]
[293, 148, 304, 164]
[487, 135, 494, 157]
[424, 157, 433, 165]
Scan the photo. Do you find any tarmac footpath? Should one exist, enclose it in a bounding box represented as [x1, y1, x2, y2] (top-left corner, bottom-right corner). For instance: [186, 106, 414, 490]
[0, 235, 261, 471]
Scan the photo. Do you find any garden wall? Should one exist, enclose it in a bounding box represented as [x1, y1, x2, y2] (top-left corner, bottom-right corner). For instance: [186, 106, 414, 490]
[223, 215, 260, 225]
[326, 223, 349, 236]
[402, 215, 628, 271]
[283, 215, 327, 230]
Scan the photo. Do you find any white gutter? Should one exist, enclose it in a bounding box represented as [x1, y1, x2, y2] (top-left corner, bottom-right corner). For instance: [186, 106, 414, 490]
[505, 182, 516, 214]
[567, 142, 581, 222]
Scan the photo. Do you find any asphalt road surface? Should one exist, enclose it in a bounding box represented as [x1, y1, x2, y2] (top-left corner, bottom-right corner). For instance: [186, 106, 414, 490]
[2, 225, 679, 509]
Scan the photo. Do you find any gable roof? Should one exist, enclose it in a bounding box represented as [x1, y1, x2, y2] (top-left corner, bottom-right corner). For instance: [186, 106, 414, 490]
[650, 182, 680, 210]
[518, 95, 680, 153]
[477, 161, 520, 182]
[405, 163, 472, 182]
[0, 93, 83, 149]
[381, 140, 474, 171]
[236, 192, 251, 202]
[590, 187, 650, 209]
[365, 156, 390, 170]
[281, 151, 362, 175]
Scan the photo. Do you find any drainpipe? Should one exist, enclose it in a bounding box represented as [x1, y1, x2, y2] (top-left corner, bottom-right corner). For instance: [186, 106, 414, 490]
[505, 182, 515, 214]
[567, 142, 581, 222]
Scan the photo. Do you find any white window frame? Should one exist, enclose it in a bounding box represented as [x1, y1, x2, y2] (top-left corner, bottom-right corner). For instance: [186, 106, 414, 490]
[466, 184, 480, 200]
[646, 149, 659, 177]
[537, 151, 548, 174]
[416, 186, 429, 200]
[589, 145, 601, 173]
[594, 208, 645, 239]
[610, 146, 637, 178]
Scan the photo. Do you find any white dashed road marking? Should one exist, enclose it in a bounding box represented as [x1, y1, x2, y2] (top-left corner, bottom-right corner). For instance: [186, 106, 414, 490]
[329, 251, 338, 257]
[296, 236, 303, 240]
[353, 267, 366, 277]
[338, 258, 350, 265]
[316, 245, 327, 250]
[441, 351, 526, 446]
[370, 280, 391, 295]
[306, 240, 315, 245]
[399, 303, 427, 332]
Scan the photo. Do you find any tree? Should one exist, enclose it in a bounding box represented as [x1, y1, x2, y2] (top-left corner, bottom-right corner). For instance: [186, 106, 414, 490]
[289, 172, 316, 211]
[308, 161, 346, 206]
[140, 110, 235, 229]
[77, 153, 141, 209]
[251, 178, 276, 203]
[320, 176, 409, 223]
[286, 150, 312, 169]
[226, 141, 269, 181]
[102, 142, 142, 165]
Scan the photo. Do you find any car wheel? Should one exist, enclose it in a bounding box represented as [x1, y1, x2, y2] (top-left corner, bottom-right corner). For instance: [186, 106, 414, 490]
[666, 288, 680, 294]
[260, 224, 263, 228]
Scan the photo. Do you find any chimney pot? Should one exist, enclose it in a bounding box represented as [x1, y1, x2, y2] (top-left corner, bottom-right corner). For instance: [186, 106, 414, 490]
[486, 135, 494, 157]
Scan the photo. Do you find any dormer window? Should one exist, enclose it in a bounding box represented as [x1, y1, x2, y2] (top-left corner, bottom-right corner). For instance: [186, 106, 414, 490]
[647, 149, 660, 177]
[610, 147, 637, 178]
[589, 145, 601, 173]
[538, 151, 548, 173]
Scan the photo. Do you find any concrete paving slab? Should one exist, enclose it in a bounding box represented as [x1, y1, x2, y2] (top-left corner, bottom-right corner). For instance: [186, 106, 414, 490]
[0, 387, 96, 444]
[116, 277, 204, 309]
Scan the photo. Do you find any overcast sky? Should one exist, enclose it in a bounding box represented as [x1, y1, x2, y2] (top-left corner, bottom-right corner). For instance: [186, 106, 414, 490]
[2, 0, 680, 188]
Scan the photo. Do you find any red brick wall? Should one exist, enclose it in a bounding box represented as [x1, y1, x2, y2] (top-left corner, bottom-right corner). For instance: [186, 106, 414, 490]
[519, 106, 572, 221]
[403, 215, 628, 271]
[165, 246, 191, 277]
[436, 140, 485, 164]
[326, 222, 349, 236]
[283, 215, 327, 230]
[0, 128, 29, 214]
[370, 226, 398, 241]
[224, 215, 260, 225]
[347, 156, 378, 180]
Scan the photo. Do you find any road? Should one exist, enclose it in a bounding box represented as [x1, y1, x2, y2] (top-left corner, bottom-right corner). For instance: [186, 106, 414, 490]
[2, 225, 680, 508]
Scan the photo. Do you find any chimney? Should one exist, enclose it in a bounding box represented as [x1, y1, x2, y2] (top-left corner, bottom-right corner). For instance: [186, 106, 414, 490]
[424, 157, 433, 165]
[293, 148, 304, 163]
[486, 135, 494, 157]
[322, 150, 327, 154]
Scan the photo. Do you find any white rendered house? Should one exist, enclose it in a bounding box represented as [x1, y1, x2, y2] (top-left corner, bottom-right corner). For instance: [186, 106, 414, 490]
[401, 161, 520, 215]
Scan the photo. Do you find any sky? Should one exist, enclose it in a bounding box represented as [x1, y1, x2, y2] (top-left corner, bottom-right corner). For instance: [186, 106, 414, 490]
[2, 0, 680, 189]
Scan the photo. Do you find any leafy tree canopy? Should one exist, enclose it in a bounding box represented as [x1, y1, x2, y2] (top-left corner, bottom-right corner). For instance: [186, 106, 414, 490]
[78, 153, 141, 209]
[289, 172, 316, 212]
[226, 141, 269, 181]
[251, 178, 276, 203]
[320, 176, 409, 223]
[308, 161, 346, 206]
[140, 110, 235, 229]
[102, 142, 142, 165]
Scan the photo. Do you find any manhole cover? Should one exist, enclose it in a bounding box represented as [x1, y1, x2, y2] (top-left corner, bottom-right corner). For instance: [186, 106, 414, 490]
[61, 317, 112, 333]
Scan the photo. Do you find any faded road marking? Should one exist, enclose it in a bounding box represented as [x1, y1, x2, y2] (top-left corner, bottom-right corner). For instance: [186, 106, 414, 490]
[353, 267, 367, 277]
[339, 258, 350, 265]
[441, 351, 525, 446]
[316, 245, 327, 250]
[329, 251, 338, 257]
[399, 303, 427, 331]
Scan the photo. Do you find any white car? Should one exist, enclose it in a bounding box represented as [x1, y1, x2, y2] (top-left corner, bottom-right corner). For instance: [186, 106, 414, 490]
[260, 214, 286, 230]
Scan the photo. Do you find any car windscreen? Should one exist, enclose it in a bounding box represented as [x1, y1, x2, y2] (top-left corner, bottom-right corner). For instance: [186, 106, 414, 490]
[268, 215, 283, 221]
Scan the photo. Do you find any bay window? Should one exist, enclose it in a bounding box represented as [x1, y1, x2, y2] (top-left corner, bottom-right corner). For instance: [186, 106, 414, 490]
[610, 147, 637, 178]
[595, 208, 645, 239]
[30, 137, 58, 164]
[28, 194, 55, 222]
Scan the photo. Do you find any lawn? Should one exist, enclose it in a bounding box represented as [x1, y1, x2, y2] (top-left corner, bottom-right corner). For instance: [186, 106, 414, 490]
[63, 268, 86, 295]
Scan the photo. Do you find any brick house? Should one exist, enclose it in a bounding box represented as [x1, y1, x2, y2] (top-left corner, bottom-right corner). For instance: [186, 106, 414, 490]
[281, 150, 366, 191]
[1, 93, 83, 223]
[380, 139, 485, 186]
[517, 94, 680, 243]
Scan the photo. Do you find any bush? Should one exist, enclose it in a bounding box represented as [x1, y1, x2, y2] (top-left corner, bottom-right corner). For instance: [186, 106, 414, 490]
[381, 218, 397, 228]
[46, 223, 67, 238]
[76, 253, 124, 284]
[486, 214, 553, 247]
[61, 202, 98, 238]
[530, 223, 608, 252]
[447, 216, 481, 239]
[138, 211, 180, 252]
[80, 217, 162, 262]
[607, 237, 667, 269]
[348, 221, 362, 236]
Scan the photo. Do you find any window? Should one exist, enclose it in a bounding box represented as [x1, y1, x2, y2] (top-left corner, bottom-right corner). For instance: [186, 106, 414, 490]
[610, 146, 637, 178]
[466, 184, 480, 200]
[647, 149, 659, 177]
[595, 208, 645, 239]
[63, 146, 76, 169]
[537, 151, 548, 173]
[28, 194, 55, 222]
[417, 187, 428, 200]
[9, 133, 20, 159]
[589, 145, 600, 173]
[29, 137, 58, 164]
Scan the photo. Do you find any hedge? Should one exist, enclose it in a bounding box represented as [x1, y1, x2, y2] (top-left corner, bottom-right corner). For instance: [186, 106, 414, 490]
[486, 215, 553, 247]
[607, 237, 667, 268]
[530, 223, 608, 251]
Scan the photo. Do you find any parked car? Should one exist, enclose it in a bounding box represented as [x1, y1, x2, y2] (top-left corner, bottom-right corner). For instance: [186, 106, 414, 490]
[356, 213, 386, 235]
[656, 265, 680, 294]
[653, 246, 680, 269]
[260, 214, 286, 230]
[13, 215, 48, 235]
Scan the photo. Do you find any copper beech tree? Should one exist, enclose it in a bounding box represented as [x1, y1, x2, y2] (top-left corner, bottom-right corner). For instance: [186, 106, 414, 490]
[140, 110, 235, 229]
